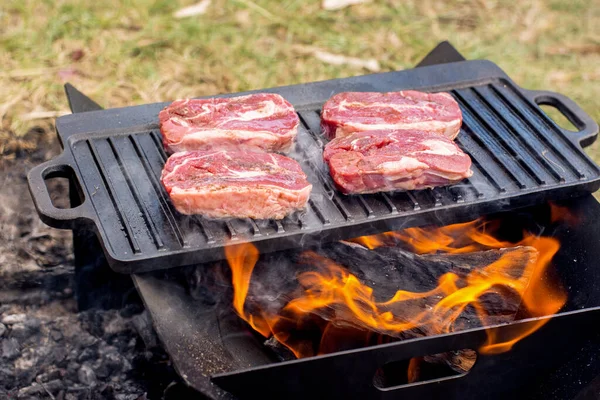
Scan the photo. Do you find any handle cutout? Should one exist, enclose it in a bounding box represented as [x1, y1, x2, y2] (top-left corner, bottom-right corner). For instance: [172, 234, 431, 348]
[539, 104, 579, 132]
[44, 177, 71, 209]
[43, 165, 85, 209]
[373, 348, 477, 390]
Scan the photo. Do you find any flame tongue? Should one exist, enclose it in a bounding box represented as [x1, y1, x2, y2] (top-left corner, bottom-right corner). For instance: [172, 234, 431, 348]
[225, 243, 271, 337]
[226, 219, 566, 359]
[351, 219, 512, 253]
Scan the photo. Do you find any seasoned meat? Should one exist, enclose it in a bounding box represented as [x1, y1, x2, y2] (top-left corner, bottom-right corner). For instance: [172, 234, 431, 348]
[323, 129, 472, 194]
[161, 150, 312, 219]
[159, 93, 299, 153]
[321, 91, 462, 140]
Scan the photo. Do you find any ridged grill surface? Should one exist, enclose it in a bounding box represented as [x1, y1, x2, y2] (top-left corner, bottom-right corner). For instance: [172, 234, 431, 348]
[64, 78, 600, 272]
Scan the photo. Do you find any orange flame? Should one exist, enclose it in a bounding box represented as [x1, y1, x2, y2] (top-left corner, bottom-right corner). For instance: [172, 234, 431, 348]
[226, 219, 566, 359]
[351, 219, 511, 253]
[407, 357, 420, 383]
[224, 243, 270, 337]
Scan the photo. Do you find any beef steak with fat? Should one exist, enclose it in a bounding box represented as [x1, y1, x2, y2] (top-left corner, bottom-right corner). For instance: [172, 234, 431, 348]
[323, 129, 472, 194]
[161, 150, 312, 219]
[159, 93, 299, 153]
[321, 91, 462, 140]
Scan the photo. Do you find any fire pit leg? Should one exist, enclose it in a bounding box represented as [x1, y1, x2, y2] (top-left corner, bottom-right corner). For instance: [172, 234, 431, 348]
[64, 84, 140, 311]
[64, 83, 103, 114]
[415, 41, 466, 67]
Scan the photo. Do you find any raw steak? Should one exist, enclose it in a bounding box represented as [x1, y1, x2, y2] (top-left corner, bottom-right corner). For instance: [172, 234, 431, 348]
[323, 129, 472, 194]
[161, 150, 312, 219]
[321, 91, 462, 140]
[159, 93, 299, 153]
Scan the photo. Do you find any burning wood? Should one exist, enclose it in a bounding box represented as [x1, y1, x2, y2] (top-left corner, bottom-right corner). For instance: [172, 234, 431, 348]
[260, 245, 537, 375]
[226, 218, 566, 361]
[295, 245, 537, 333]
[244, 245, 536, 359]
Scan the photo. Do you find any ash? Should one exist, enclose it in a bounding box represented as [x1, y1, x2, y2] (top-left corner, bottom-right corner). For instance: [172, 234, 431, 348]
[0, 303, 160, 400]
[0, 130, 187, 400]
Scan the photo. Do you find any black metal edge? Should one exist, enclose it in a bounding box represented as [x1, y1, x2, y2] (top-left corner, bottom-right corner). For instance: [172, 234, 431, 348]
[102, 179, 600, 274]
[415, 41, 466, 67]
[27, 153, 97, 230]
[54, 59, 508, 139]
[64, 83, 104, 114]
[210, 306, 600, 399]
[131, 273, 238, 400]
[519, 87, 599, 149]
[26, 83, 103, 230]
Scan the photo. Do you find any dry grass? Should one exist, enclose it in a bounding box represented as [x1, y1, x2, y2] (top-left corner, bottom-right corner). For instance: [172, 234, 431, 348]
[1, 0, 599, 157]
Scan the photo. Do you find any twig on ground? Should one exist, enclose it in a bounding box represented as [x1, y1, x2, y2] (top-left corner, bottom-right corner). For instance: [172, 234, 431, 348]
[293, 45, 380, 72]
[234, 0, 280, 22]
[0, 67, 65, 79]
[36, 376, 56, 400]
[20, 111, 70, 121]
[0, 93, 25, 124]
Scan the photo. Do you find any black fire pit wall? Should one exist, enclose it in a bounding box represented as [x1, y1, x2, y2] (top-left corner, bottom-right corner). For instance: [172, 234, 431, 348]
[133, 194, 600, 400]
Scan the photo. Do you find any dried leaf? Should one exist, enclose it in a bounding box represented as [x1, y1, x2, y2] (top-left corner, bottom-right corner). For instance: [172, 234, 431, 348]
[387, 32, 402, 48]
[322, 0, 371, 11]
[70, 49, 85, 62]
[235, 10, 252, 27]
[173, 0, 211, 19]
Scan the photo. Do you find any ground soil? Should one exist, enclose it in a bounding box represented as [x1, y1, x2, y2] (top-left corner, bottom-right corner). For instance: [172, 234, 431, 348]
[0, 128, 190, 400]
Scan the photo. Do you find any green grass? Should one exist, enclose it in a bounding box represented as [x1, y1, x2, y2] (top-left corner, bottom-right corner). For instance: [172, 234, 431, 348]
[1, 0, 599, 157]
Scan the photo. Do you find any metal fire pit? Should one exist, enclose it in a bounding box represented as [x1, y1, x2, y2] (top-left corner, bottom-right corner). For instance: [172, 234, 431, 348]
[33, 42, 600, 399]
[129, 44, 600, 400]
[28, 44, 600, 273]
[132, 194, 600, 400]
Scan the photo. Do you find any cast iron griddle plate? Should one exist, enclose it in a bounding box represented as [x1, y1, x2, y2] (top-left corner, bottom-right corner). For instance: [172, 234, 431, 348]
[28, 60, 600, 273]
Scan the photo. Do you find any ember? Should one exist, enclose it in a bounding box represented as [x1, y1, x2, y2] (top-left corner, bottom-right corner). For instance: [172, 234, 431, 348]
[226, 218, 566, 359]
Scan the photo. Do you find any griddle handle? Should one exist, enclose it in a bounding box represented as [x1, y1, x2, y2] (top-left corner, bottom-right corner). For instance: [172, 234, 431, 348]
[525, 89, 599, 148]
[28, 157, 93, 229]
